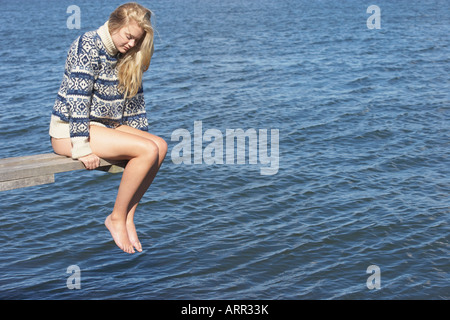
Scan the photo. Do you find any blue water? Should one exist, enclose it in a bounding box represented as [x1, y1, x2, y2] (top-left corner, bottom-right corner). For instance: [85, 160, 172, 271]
[0, 0, 448, 299]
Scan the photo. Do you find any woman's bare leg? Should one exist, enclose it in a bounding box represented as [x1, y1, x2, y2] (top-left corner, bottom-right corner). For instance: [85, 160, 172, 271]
[51, 125, 167, 254]
[90, 125, 167, 253]
[115, 125, 167, 251]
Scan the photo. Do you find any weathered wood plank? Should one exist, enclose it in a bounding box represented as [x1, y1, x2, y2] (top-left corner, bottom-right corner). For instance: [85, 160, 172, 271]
[0, 156, 126, 181]
[0, 153, 62, 168]
[0, 175, 55, 192]
[0, 157, 84, 181]
[0, 153, 127, 191]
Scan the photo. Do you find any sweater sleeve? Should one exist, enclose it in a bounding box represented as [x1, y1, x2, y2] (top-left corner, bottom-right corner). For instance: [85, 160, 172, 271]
[66, 35, 96, 159]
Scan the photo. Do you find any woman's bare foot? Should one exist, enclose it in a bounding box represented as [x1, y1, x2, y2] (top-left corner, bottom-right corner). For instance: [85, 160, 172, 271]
[126, 220, 143, 252]
[105, 214, 135, 254]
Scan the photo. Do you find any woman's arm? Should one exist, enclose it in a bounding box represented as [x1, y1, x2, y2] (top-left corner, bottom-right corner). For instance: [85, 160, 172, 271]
[66, 34, 98, 159]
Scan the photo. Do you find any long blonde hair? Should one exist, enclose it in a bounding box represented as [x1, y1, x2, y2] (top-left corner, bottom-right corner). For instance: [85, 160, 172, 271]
[108, 2, 154, 98]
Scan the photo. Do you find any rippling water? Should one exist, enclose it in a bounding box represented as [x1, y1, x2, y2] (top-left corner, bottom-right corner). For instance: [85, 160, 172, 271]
[0, 0, 448, 299]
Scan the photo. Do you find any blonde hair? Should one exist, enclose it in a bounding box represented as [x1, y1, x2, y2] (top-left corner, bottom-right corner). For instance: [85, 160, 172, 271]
[108, 2, 154, 98]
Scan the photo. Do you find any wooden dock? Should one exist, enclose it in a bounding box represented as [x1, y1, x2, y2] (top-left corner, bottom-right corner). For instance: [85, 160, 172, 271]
[0, 153, 127, 191]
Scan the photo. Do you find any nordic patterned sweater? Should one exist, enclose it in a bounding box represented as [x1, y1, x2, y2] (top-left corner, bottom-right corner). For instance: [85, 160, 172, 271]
[49, 22, 149, 159]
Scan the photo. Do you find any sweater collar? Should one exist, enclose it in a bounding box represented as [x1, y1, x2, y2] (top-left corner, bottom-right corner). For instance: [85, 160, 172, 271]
[97, 21, 118, 56]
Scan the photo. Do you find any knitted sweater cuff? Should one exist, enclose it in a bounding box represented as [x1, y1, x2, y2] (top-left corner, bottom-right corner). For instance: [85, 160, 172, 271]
[71, 137, 93, 159]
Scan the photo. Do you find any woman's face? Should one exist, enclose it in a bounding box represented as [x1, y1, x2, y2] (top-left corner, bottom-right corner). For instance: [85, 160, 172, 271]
[111, 19, 145, 54]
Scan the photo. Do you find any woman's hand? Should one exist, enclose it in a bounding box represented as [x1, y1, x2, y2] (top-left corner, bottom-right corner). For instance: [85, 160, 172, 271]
[79, 153, 101, 170]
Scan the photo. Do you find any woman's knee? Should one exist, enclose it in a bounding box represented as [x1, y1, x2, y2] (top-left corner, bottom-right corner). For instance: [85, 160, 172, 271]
[136, 138, 160, 161]
[154, 136, 168, 158]
[141, 134, 167, 159]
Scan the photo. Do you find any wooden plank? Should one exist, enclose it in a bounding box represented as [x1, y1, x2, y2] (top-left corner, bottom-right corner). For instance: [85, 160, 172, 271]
[0, 153, 127, 191]
[96, 163, 127, 174]
[0, 153, 62, 168]
[0, 155, 126, 181]
[0, 157, 83, 181]
[0, 175, 55, 192]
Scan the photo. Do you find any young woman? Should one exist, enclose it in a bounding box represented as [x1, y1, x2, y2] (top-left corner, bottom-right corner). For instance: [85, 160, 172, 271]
[49, 3, 167, 254]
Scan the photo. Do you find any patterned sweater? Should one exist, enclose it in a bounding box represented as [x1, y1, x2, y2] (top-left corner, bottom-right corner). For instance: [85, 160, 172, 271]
[49, 22, 149, 159]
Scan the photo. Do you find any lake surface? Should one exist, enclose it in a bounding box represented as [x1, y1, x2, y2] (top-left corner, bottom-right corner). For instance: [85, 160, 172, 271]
[0, 0, 448, 299]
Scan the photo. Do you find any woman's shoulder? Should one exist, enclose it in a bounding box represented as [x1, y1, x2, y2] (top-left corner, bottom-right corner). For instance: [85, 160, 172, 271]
[68, 30, 102, 57]
[78, 30, 101, 49]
